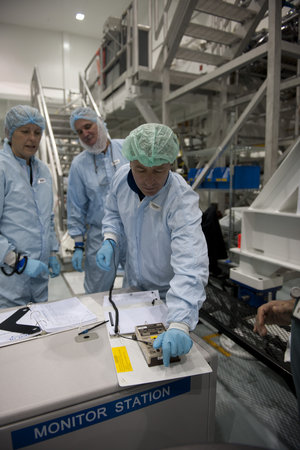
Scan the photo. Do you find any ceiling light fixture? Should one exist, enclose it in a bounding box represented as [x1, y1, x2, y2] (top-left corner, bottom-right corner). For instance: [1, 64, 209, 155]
[76, 13, 85, 21]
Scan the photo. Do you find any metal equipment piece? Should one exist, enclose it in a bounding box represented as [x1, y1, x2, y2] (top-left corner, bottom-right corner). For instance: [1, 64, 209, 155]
[199, 279, 293, 390]
[135, 323, 180, 366]
[230, 136, 300, 299]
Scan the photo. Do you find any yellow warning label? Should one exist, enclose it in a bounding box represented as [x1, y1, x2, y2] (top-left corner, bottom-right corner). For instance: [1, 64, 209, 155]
[112, 346, 133, 373]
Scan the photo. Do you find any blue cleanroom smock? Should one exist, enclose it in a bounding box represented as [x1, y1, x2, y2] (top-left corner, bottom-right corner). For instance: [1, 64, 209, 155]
[0, 141, 59, 308]
[67, 140, 127, 293]
[102, 163, 209, 330]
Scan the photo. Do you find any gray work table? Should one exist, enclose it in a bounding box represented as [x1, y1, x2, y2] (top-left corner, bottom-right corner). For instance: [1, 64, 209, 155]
[0, 291, 218, 450]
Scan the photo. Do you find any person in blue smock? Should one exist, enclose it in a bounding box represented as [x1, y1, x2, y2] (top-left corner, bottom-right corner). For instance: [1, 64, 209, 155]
[67, 107, 128, 294]
[96, 123, 209, 366]
[254, 290, 300, 419]
[0, 105, 60, 308]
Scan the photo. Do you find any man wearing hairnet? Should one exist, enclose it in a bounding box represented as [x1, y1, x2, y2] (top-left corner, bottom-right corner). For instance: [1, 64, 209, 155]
[96, 123, 209, 367]
[67, 107, 128, 294]
[0, 105, 60, 308]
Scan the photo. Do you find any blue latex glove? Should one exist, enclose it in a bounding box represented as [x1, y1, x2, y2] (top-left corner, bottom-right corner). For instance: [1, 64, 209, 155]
[96, 240, 116, 272]
[72, 248, 83, 272]
[48, 255, 61, 278]
[23, 258, 49, 278]
[153, 328, 193, 367]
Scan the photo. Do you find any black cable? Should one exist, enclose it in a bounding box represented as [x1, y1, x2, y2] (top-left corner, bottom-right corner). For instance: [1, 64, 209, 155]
[117, 333, 152, 346]
[107, 240, 119, 334]
[106, 241, 153, 345]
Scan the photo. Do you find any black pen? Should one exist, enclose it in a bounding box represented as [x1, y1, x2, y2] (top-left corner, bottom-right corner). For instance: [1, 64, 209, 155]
[78, 320, 109, 336]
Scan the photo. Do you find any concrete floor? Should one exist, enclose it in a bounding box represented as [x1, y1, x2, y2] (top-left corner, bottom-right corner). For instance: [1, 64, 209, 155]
[48, 271, 300, 449]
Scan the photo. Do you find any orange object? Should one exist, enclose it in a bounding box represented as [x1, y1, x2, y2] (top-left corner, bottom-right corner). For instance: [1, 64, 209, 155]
[238, 233, 241, 248]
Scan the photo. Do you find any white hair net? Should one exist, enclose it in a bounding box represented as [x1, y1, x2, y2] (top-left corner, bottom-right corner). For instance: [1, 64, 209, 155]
[5, 105, 45, 140]
[69, 106, 108, 154]
[70, 107, 98, 131]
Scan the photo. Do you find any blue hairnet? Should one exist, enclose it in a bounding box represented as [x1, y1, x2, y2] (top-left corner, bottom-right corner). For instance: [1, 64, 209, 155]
[5, 105, 45, 140]
[70, 107, 99, 131]
[122, 123, 179, 167]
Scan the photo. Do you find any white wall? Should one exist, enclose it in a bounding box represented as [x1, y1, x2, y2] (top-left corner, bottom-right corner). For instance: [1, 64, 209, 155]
[0, 22, 99, 139]
[0, 23, 99, 98]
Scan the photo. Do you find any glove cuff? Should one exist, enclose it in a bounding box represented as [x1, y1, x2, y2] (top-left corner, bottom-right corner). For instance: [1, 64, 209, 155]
[168, 322, 190, 335]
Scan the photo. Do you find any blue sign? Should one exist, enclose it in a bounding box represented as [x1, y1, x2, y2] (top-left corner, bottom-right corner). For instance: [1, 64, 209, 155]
[11, 377, 191, 449]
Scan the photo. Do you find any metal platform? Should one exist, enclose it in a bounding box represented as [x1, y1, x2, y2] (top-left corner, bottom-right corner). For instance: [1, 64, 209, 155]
[199, 277, 294, 391]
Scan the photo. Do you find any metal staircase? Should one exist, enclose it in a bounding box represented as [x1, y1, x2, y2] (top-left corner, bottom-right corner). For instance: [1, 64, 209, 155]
[28, 1, 300, 258]
[30, 68, 102, 262]
[50, 113, 81, 180]
[84, 0, 268, 137]
[83, 0, 300, 189]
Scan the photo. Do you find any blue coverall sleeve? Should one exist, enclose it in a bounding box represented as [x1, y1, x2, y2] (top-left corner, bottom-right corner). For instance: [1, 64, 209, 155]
[166, 188, 209, 330]
[101, 173, 125, 241]
[0, 170, 15, 264]
[67, 161, 89, 238]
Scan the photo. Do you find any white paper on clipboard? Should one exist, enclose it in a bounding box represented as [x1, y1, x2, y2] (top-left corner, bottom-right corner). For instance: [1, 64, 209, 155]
[103, 290, 160, 308]
[103, 290, 167, 335]
[105, 303, 168, 335]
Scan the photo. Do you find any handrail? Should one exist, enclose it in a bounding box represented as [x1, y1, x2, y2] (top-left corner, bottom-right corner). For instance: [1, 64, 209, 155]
[32, 67, 63, 177]
[45, 135, 58, 193]
[79, 73, 111, 141]
[79, 72, 101, 117]
[84, 49, 100, 76]
[31, 67, 65, 233]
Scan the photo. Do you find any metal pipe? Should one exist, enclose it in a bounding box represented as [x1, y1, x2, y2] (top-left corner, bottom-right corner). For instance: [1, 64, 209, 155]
[33, 68, 63, 178]
[192, 79, 267, 190]
[79, 73, 111, 141]
[45, 136, 58, 193]
[79, 73, 101, 117]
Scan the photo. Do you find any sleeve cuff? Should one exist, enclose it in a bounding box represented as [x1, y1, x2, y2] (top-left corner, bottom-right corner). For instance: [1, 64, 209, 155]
[168, 322, 190, 334]
[74, 236, 84, 243]
[104, 233, 118, 244]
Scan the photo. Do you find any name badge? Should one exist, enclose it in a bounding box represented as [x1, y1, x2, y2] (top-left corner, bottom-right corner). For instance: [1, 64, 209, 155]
[150, 202, 161, 211]
[37, 178, 46, 184]
[112, 159, 120, 166]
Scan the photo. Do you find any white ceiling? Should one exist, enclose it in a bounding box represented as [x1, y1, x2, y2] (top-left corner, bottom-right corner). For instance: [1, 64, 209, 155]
[0, 0, 131, 39]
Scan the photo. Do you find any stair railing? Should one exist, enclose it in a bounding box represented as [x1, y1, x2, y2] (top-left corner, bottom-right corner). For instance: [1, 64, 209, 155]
[79, 73, 101, 117]
[79, 73, 111, 140]
[31, 67, 65, 233]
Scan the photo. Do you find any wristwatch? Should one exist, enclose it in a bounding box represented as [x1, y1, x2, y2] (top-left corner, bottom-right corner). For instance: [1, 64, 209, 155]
[291, 287, 300, 321]
[290, 287, 300, 300]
